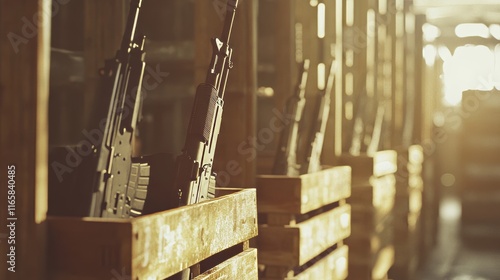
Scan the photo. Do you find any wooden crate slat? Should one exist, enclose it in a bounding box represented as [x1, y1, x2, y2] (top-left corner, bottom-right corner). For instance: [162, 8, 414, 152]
[193, 249, 258, 280]
[408, 145, 424, 165]
[350, 175, 396, 207]
[347, 214, 393, 258]
[339, 151, 397, 178]
[257, 166, 352, 214]
[289, 245, 349, 280]
[48, 189, 258, 279]
[132, 189, 258, 278]
[259, 204, 351, 267]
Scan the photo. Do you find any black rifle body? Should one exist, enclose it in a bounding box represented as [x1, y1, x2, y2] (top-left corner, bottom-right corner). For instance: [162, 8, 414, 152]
[84, 0, 148, 218]
[49, 0, 149, 218]
[273, 59, 310, 176]
[302, 60, 336, 174]
[173, 0, 238, 207]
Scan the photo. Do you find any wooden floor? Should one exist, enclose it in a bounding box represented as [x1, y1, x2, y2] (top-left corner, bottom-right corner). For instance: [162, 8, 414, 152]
[416, 194, 500, 280]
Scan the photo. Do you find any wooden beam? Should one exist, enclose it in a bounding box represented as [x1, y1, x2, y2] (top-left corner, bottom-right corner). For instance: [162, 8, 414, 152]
[0, 0, 51, 279]
[412, 14, 425, 145]
[195, 0, 257, 188]
[273, 0, 296, 112]
[392, 0, 406, 148]
[334, 0, 345, 158]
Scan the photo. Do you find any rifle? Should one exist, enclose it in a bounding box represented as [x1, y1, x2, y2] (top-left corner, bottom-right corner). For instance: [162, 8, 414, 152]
[273, 59, 310, 176]
[302, 60, 337, 174]
[48, 0, 149, 218]
[173, 0, 238, 207]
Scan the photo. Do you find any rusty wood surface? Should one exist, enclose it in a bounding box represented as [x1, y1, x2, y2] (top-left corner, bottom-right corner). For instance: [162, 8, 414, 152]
[339, 150, 397, 178]
[194, 248, 258, 280]
[259, 204, 351, 267]
[257, 166, 351, 214]
[48, 189, 257, 279]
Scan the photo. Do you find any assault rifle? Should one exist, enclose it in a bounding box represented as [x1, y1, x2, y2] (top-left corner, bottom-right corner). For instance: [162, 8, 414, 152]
[48, 0, 149, 218]
[272, 59, 310, 176]
[173, 0, 238, 207]
[302, 60, 337, 174]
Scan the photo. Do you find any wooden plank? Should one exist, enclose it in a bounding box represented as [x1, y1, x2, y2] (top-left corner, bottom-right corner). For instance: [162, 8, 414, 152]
[349, 174, 396, 228]
[257, 166, 351, 214]
[0, 0, 50, 279]
[334, 0, 344, 157]
[48, 189, 258, 279]
[290, 245, 349, 280]
[350, 174, 396, 205]
[339, 151, 397, 178]
[347, 213, 393, 256]
[194, 249, 258, 280]
[408, 145, 424, 165]
[258, 204, 351, 267]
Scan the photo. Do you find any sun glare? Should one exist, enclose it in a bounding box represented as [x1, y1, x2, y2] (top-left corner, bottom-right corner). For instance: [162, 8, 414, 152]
[442, 45, 496, 106]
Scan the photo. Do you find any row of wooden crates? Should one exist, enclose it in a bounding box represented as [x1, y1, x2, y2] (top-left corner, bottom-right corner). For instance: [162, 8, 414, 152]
[48, 149, 428, 280]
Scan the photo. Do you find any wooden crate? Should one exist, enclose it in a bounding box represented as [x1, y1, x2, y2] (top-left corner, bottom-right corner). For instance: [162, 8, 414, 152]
[349, 175, 396, 230]
[390, 146, 424, 280]
[48, 189, 258, 279]
[339, 151, 397, 280]
[257, 166, 352, 279]
[339, 150, 397, 179]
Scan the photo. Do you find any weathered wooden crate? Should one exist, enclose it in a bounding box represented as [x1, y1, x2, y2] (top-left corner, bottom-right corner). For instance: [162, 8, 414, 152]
[347, 213, 393, 264]
[349, 175, 396, 230]
[48, 189, 258, 280]
[257, 166, 352, 279]
[391, 146, 424, 280]
[339, 151, 397, 280]
[339, 151, 397, 179]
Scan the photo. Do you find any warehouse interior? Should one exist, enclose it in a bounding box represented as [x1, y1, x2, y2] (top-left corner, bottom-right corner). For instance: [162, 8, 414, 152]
[1, 0, 500, 279]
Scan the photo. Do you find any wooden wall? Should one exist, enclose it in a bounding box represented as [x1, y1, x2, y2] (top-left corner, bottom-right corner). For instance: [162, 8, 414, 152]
[0, 0, 51, 279]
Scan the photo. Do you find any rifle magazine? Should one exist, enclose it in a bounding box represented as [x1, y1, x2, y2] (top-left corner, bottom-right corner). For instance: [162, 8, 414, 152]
[127, 162, 150, 217]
